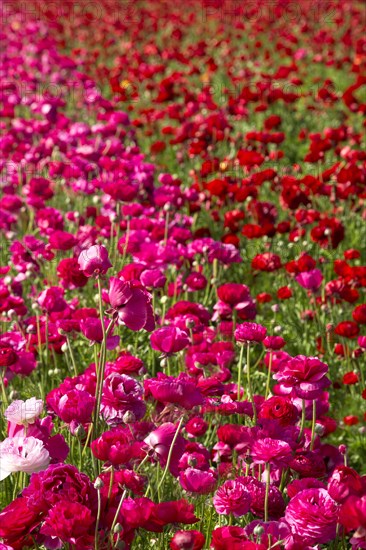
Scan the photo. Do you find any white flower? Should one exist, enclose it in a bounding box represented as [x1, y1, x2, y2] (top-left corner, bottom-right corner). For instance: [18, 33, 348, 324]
[4, 397, 43, 426]
[0, 436, 50, 481]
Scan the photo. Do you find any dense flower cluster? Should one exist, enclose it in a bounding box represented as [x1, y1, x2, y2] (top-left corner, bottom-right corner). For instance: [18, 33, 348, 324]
[0, 0, 365, 548]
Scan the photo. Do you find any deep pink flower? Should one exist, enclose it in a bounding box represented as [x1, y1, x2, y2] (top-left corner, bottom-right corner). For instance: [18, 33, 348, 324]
[91, 427, 144, 466]
[140, 268, 167, 288]
[144, 422, 186, 477]
[101, 373, 146, 425]
[37, 286, 67, 313]
[49, 230, 77, 251]
[295, 269, 323, 291]
[22, 463, 97, 514]
[285, 488, 339, 545]
[145, 373, 203, 409]
[339, 495, 366, 532]
[40, 501, 94, 546]
[108, 277, 155, 331]
[238, 476, 285, 519]
[327, 466, 364, 503]
[150, 326, 189, 355]
[80, 318, 119, 349]
[235, 322, 267, 343]
[211, 526, 256, 550]
[287, 478, 326, 498]
[78, 245, 112, 277]
[179, 468, 217, 494]
[263, 336, 286, 350]
[213, 479, 252, 517]
[273, 355, 331, 399]
[250, 438, 292, 467]
[57, 389, 95, 424]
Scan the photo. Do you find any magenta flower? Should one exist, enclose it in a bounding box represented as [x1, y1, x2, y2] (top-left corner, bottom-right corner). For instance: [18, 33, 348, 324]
[179, 468, 217, 494]
[234, 322, 267, 343]
[37, 286, 68, 313]
[145, 373, 203, 410]
[80, 318, 119, 349]
[273, 355, 331, 399]
[78, 245, 112, 277]
[22, 463, 97, 514]
[296, 269, 323, 291]
[237, 476, 285, 519]
[91, 427, 143, 466]
[140, 268, 167, 289]
[40, 501, 94, 546]
[250, 437, 292, 467]
[57, 389, 95, 424]
[108, 277, 155, 331]
[144, 422, 186, 477]
[150, 326, 189, 355]
[327, 466, 364, 503]
[213, 479, 252, 517]
[101, 373, 146, 425]
[285, 488, 339, 545]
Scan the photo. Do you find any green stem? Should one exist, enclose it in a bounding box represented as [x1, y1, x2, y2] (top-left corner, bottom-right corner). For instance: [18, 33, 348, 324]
[237, 344, 245, 401]
[298, 399, 306, 442]
[246, 343, 257, 423]
[94, 485, 102, 550]
[310, 399, 317, 451]
[110, 489, 128, 534]
[265, 351, 273, 399]
[156, 416, 184, 502]
[264, 462, 271, 522]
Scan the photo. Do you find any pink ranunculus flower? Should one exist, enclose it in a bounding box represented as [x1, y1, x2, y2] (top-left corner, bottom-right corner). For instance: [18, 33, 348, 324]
[234, 322, 267, 343]
[108, 277, 155, 331]
[179, 468, 217, 494]
[101, 373, 146, 425]
[40, 500, 94, 546]
[273, 355, 331, 399]
[285, 488, 339, 545]
[78, 245, 112, 277]
[213, 479, 252, 517]
[250, 437, 292, 467]
[80, 318, 120, 349]
[144, 422, 186, 477]
[150, 326, 190, 355]
[144, 373, 203, 410]
[0, 436, 50, 480]
[4, 397, 43, 426]
[57, 389, 96, 424]
[295, 269, 323, 292]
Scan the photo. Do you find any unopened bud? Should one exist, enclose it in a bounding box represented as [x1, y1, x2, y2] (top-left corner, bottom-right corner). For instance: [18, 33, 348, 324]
[122, 410, 135, 424]
[253, 524, 265, 537]
[94, 477, 104, 490]
[74, 424, 86, 440]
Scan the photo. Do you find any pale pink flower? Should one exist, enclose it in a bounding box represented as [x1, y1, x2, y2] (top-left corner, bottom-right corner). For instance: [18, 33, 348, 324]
[4, 397, 43, 427]
[0, 436, 50, 480]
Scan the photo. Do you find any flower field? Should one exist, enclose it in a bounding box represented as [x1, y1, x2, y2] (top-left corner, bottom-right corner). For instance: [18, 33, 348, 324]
[0, 0, 366, 548]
